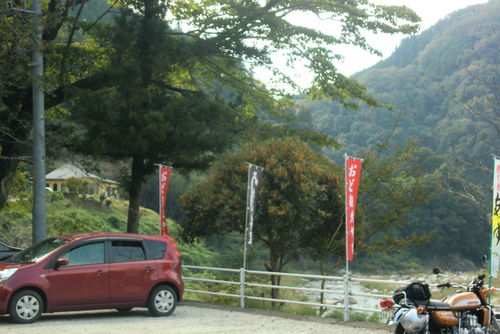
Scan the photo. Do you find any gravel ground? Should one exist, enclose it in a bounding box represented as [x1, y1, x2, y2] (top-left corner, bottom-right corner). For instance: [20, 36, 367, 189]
[0, 300, 393, 333]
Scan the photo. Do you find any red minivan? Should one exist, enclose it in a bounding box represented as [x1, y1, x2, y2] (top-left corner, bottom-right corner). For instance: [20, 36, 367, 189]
[0, 232, 184, 324]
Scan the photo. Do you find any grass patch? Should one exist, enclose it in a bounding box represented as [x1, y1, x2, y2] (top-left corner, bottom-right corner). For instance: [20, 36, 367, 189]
[326, 309, 382, 323]
[183, 272, 321, 317]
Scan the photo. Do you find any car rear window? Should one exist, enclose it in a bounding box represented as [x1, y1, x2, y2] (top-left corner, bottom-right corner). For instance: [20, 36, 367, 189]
[145, 240, 167, 260]
[111, 240, 146, 262]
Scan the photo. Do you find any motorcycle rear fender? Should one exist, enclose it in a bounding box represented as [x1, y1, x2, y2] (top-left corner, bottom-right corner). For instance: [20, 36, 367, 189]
[390, 307, 411, 325]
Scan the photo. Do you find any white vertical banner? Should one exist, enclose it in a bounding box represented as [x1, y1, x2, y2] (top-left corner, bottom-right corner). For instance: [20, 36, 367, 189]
[245, 164, 263, 250]
[491, 157, 500, 278]
[243, 163, 263, 277]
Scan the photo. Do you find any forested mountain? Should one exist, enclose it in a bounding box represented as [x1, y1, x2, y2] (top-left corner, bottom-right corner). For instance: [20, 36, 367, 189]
[299, 0, 500, 269]
[306, 0, 500, 164]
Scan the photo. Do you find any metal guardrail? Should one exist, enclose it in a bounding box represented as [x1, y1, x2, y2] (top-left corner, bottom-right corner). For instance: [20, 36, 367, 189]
[181, 265, 413, 319]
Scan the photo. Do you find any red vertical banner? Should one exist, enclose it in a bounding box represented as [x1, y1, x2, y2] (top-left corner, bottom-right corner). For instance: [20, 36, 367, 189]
[346, 157, 362, 261]
[160, 166, 171, 236]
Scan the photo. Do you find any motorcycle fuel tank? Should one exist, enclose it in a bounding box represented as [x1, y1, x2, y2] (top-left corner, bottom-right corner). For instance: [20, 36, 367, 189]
[444, 292, 481, 311]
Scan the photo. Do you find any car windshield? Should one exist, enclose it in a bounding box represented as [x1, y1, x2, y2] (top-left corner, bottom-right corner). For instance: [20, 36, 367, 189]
[7, 238, 71, 264]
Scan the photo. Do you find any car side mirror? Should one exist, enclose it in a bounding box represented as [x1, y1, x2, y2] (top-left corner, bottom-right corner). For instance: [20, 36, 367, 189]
[55, 258, 68, 268]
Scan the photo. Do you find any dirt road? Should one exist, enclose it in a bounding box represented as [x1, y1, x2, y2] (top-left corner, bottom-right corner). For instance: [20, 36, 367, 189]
[0, 301, 392, 333]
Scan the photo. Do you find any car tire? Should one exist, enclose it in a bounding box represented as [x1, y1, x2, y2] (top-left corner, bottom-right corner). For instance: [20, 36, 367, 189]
[147, 285, 177, 317]
[8, 289, 44, 324]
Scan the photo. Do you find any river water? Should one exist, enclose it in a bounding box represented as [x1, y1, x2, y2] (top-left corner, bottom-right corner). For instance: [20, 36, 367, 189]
[303, 279, 385, 318]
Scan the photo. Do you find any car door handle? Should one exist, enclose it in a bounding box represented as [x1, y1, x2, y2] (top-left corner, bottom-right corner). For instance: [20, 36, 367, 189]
[95, 270, 105, 276]
[145, 267, 155, 272]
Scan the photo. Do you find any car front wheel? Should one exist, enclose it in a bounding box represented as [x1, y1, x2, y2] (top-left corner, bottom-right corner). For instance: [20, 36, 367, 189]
[147, 285, 177, 317]
[9, 289, 44, 324]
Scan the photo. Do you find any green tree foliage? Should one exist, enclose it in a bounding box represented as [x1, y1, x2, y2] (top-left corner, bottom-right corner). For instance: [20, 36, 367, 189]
[64, 177, 89, 200]
[57, 0, 422, 233]
[67, 0, 243, 233]
[0, 0, 422, 225]
[178, 137, 344, 299]
[308, 133, 434, 286]
[0, 0, 115, 213]
[139, 171, 208, 222]
[0, 164, 33, 247]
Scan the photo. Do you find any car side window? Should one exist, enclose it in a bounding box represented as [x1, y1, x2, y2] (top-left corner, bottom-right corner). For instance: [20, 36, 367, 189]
[111, 240, 146, 263]
[145, 240, 167, 260]
[59, 242, 105, 266]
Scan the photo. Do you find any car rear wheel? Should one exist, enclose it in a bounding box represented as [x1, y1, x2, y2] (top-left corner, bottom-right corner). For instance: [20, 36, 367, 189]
[9, 289, 43, 324]
[147, 285, 177, 317]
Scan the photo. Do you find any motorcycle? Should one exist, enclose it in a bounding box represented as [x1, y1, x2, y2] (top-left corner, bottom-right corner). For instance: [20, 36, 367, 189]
[380, 268, 500, 334]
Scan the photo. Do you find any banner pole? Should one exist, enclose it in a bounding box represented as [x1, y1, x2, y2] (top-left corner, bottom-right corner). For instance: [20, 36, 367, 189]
[159, 164, 162, 235]
[241, 163, 253, 309]
[243, 163, 251, 271]
[344, 153, 349, 321]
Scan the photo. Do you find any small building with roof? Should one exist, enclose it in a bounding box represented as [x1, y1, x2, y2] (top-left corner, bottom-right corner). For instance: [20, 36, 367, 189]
[45, 164, 119, 198]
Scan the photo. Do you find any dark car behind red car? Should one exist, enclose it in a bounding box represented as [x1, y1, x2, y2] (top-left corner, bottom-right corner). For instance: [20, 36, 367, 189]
[0, 242, 22, 261]
[0, 232, 183, 324]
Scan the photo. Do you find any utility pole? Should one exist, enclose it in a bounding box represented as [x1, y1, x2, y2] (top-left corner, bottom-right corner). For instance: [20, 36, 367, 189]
[32, 0, 47, 243]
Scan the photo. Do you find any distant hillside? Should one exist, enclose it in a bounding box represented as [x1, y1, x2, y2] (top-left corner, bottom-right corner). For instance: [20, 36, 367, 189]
[297, 0, 500, 268]
[304, 0, 500, 165]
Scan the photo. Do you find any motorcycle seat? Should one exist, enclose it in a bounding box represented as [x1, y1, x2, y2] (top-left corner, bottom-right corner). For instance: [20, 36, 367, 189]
[410, 299, 451, 310]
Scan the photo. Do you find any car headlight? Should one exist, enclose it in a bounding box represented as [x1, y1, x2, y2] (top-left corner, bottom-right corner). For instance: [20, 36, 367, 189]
[0, 268, 18, 283]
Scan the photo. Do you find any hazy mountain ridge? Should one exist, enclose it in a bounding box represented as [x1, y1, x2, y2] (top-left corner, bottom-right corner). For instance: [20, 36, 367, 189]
[293, 1, 500, 269]
[306, 0, 500, 164]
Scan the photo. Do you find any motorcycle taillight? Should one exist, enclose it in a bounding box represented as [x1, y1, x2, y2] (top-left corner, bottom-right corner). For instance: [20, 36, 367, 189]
[380, 299, 394, 308]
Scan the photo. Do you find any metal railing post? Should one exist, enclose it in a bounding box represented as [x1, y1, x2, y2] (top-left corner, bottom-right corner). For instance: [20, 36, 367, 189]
[344, 273, 349, 321]
[240, 267, 245, 308]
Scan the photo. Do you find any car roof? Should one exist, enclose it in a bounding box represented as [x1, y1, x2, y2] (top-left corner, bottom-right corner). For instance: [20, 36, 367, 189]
[54, 232, 168, 242]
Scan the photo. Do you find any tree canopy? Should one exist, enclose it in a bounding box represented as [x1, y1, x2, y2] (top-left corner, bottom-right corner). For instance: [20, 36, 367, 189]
[178, 137, 344, 297]
[0, 0, 422, 235]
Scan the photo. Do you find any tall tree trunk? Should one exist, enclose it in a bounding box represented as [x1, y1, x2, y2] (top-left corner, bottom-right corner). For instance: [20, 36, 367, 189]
[127, 157, 144, 233]
[266, 242, 283, 307]
[0, 94, 33, 212]
[0, 158, 21, 212]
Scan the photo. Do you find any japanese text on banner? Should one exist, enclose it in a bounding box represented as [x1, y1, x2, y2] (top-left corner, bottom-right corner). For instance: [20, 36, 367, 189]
[160, 166, 171, 236]
[346, 158, 362, 261]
